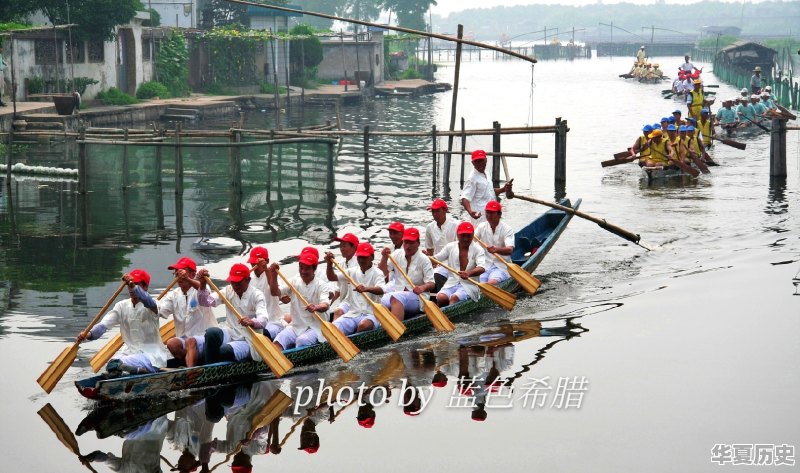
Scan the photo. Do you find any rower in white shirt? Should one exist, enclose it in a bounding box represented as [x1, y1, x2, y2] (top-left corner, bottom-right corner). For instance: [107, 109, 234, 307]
[475, 200, 515, 285]
[324, 242, 385, 334]
[423, 198, 458, 292]
[433, 221, 486, 307]
[328, 232, 360, 319]
[247, 246, 290, 340]
[380, 227, 435, 321]
[160, 257, 218, 367]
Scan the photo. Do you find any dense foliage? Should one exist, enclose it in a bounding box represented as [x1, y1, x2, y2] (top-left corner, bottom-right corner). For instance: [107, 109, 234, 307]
[155, 30, 189, 97]
[29, 0, 141, 41]
[96, 87, 138, 105]
[288, 24, 323, 86]
[135, 81, 170, 99]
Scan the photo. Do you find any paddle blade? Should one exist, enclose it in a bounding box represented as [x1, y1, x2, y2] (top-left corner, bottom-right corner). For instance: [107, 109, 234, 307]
[38, 404, 80, 455]
[371, 302, 406, 341]
[159, 321, 176, 343]
[720, 137, 746, 150]
[320, 320, 360, 362]
[249, 390, 292, 436]
[479, 283, 517, 311]
[613, 150, 631, 159]
[89, 334, 123, 373]
[506, 263, 541, 295]
[421, 298, 455, 332]
[248, 330, 293, 377]
[601, 155, 638, 167]
[37, 343, 80, 394]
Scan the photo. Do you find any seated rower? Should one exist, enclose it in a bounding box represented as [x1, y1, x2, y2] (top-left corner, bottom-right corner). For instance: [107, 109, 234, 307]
[248, 246, 290, 340]
[716, 98, 739, 133]
[268, 247, 331, 349]
[328, 233, 360, 320]
[423, 198, 458, 293]
[630, 124, 653, 165]
[160, 257, 218, 368]
[198, 264, 269, 363]
[672, 109, 685, 127]
[380, 227, 435, 321]
[323, 242, 385, 334]
[476, 201, 514, 286]
[434, 221, 485, 307]
[76, 269, 169, 375]
[387, 221, 405, 251]
[641, 128, 675, 168]
[698, 108, 715, 148]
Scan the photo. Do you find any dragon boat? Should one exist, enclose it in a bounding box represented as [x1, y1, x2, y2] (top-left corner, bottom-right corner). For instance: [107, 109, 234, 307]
[75, 199, 580, 402]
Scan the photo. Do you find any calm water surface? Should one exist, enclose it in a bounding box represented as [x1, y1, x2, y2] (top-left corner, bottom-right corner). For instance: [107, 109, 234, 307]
[1, 55, 799, 472]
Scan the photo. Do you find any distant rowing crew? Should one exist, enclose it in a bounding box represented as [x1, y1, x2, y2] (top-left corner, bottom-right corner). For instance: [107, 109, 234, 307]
[717, 87, 780, 131]
[629, 108, 716, 169]
[75, 199, 518, 377]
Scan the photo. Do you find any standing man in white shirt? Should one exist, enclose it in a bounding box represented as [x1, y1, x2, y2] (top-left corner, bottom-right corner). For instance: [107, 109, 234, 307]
[161, 257, 219, 367]
[475, 201, 515, 286]
[197, 263, 269, 363]
[461, 150, 513, 224]
[423, 198, 458, 292]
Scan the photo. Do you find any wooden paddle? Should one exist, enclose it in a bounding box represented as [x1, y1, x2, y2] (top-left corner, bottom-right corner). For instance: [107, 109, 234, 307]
[739, 113, 770, 132]
[685, 146, 710, 174]
[275, 269, 359, 362]
[204, 276, 293, 377]
[386, 254, 455, 332]
[613, 149, 633, 159]
[38, 404, 99, 473]
[704, 84, 719, 88]
[330, 259, 406, 341]
[710, 135, 746, 150]
[663, 92, 675, 99]
[428, 256, 516, 311]
[601, 154, 640, 167]
[37, 282, 127, 393]
[89, 277, 179, 373]
[648, 146, 700, 177]
[507, 191, 647, 248]
[248, 389, 293, 438]
[473, 237, 541, 295]
[776, 104, 797, 120]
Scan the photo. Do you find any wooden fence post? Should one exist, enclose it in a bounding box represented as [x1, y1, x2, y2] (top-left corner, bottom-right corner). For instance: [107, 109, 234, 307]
[229, 129, 242, 189]
[431, 125, 437, 188]
[554, 117, 567, 185]
[5, 131, 13, 188]
[460, 117, 466, 188]
[363, 125, 370, 187]
[492, 121, 501, 187]
[326, 141, 335, 195]
[78, 128, 87, 194]
[175, 122, 184, 194]
[770, 118, 787, 177]
[122, 128, 129, 190]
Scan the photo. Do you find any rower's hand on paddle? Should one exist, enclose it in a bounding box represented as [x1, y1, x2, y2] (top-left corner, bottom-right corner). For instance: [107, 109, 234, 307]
[324, 252, 335, 264]
[412, 285, 426, 295]
[381, 247, 392, 257]
[76, 331, 90, 343]
[279, 295, 291, 304]
[355, 284, 367, 293]
[502, 179, 514, 194]
[469, 210, 481, 220]
[487, 245, 499, 254]
[458, 271, 470, 280]
[121, 274, 135, 288]
[255, 258, 268, 273]
[306, 303, 319, 313]
[176, 268, 190, 281]
[240, 317, 257, 327]
[197, 269, 210, 288]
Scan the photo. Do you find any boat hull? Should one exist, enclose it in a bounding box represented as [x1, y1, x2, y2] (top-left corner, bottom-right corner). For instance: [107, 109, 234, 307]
[75, 199, 580, 402]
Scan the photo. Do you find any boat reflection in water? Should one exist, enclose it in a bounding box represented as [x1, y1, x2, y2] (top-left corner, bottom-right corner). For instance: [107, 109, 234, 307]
[41, 318, 586, 469]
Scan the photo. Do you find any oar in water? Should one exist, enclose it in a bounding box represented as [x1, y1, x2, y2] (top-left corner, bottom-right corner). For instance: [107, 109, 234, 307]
[38, 404, 99, 473]
[507, 191, 649, 250]
[687, 150, 711, 174]
[204, 276, 294, 377]
[89, 277, 179, 373]
[648, 146, 700, 177]
[710, 135, 746, 150]
[386, 254, 454, 332]
[473, 237, 541, 295]
[275, 269, 360, 362]
[428, 256, 516, 311]
[704, 84, 719, 88]
[661, 89, 673, 94]
[613, 149, 633, 159]
[739, 113, 770, 132]
[329, 259, 406, 341]
[663, 92, 675, 99]
[37, 282, 127, 394]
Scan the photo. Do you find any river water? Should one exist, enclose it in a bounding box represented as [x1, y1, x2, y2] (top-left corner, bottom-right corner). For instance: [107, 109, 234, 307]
[1, 55, 798, 472]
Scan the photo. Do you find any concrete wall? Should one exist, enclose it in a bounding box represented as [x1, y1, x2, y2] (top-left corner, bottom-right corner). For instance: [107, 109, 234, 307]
[318, 33, 384, 85]
[150, 0, 199, 28]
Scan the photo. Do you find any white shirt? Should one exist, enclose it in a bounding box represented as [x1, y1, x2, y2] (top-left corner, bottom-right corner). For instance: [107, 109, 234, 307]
[425, 216, 458, 254]
[476, 220, 515, 267]
[331, 256, 358, 311]
[159, 286, 218, 337]
[461, 169, 495, 224]
[335, 265, 384, 317]
[207, 285, 269, 340]
[99, 298, 169, 368]
[433, 241, 486, 301]
[681, 61, 694, 73]
[251, 270, 287, 326]
[386, 249, 434, 298]
[278, 274, 328, 336]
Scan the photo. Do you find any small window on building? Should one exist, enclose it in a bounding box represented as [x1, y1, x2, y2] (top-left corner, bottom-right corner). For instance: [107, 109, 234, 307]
[35, 39, 62, 65]
[142, 39, 152, 62]
[88, 40, 105, 63]
[375, 54, 380, 66]
[67, 41, 86, 64]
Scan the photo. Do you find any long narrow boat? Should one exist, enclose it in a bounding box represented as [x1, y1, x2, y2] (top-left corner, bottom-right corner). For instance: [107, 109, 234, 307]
[75, 199, 580, 401]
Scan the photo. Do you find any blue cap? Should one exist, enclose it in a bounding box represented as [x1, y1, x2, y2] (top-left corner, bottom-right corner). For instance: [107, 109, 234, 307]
[701, 108, 710, 113]
[673, 109, 682, 114]
[661, 116, 670, 123]
[686, 125, 695, 131]
[652, 123, 662, 130]
[687, 117, 697, 125]
[642, 124, 653, 133]
[679, 125, 687, 132]
[667, 124, 676, 131]
[668, 116, 676, 123]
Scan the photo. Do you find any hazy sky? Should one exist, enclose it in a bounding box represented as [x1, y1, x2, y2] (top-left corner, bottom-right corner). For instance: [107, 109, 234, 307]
[431, 0, 763, 16]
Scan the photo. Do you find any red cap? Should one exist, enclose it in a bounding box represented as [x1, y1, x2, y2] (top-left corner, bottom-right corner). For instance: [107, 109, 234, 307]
[129, 269, 151, 286]
[226, 263, 250, 283]
[302, 447, 319, 454]
[355, 242, 375, 257]
[471, 149, 487, 161]
[334, 233, 359, 247]
[458, 385, 475, 396]
[402, 228, 420, 242]
[457, 221, 474, 235]
[432, 379, 447, 388]
[168, 257, 197, 272]
[247, 246, 269, 264]
[231, 468, 252, 473]
[403, 410, 420, 416]
[357, 417, 375, 428]
[387, 221, 405, 232]
[299, 247, 318, 266]
[427, 198, 448, 210]
[472, 417, 486, 422]
[485, 200, 502, 212]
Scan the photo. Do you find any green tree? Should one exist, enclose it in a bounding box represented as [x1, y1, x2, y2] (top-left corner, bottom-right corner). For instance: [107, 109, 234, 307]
[33, 0, 141, 41]
[292, 0, 341, 30]
[200, 0, 289, 29]
[289, 24, 323, 86]
[155, 30, 189, 97]
[383, 0, 437, 31]
[0, 0, 37, 23]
